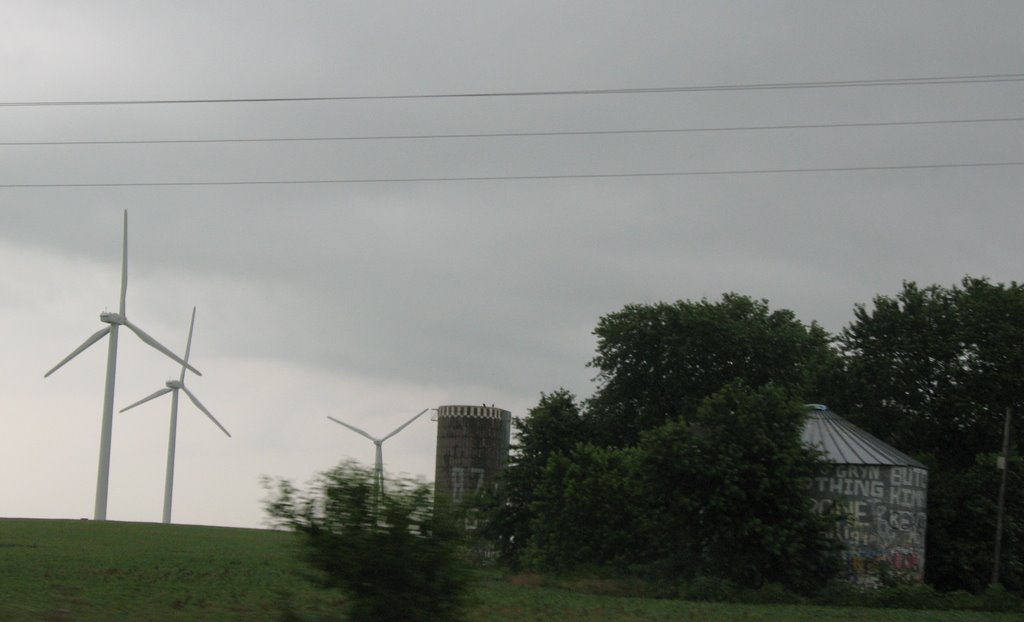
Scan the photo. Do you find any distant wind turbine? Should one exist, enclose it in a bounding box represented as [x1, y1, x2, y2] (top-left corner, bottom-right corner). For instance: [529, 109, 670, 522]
[327, 409, 429, 495]
[44, 210, 200, 521]
[120, 306, 230, 524]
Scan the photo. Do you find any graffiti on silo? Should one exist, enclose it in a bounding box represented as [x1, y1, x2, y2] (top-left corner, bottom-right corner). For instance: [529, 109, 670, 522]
[802, 406, 929, 587]
[434, 405, 512, 510]
[808, 465, 928, 584]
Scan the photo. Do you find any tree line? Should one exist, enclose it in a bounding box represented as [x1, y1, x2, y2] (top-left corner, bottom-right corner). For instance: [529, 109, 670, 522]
[482, 277, 1023, 595]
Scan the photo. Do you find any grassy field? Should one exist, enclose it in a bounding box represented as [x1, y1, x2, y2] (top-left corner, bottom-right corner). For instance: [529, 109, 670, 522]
[0, 518, 1017, 621]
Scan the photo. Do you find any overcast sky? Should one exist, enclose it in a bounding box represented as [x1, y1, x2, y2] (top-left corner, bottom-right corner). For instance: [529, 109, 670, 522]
[2, 2, 1022, 528]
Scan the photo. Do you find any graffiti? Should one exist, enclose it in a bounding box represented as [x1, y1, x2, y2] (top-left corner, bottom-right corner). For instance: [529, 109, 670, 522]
[888, 486, 926, 508]
[809, 465, 928, 583]
[888, 550, 921, 571]
[888, 510, 914, 532]
[450, 467, 464, 501]
[841, 549, 923, 586]
[890, 467, 928, 488]
[809, 475, 885, 498]
[449, 466, 486, 502]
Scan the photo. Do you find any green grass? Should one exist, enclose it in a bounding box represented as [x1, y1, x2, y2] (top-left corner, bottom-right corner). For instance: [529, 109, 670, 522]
[0, 518, 1018, 621]
[0, 518, 343, 621]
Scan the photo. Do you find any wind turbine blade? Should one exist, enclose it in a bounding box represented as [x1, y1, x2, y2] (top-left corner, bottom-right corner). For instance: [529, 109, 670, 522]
[381, 408, 429, 442]
[182, 386, 231, 437]
[326, 416, 378, 442]
[179, 306, 197, 383]
[44, 326, 111, 377]
[123, 319, 202, 376]
[120, 387, 174, 412]
[119, 210, 128, 315]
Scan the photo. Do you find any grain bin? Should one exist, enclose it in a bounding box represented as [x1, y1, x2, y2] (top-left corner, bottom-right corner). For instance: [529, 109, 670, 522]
[802, 404, 928, 586]
[433, 404, 512, 510]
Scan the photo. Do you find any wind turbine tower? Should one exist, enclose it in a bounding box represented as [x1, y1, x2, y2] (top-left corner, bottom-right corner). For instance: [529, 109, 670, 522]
[120, 306, 230, 524]
[44, 211, 200, 520]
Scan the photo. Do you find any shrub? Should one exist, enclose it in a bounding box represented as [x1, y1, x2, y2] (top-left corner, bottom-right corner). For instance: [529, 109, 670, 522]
[811, 579, 869, 607]
[872, 583, 942, 610]
[741, 581, 805, 605]
[263, 461, 469, 622]
[680, 575, 738, 602]
[978, 584, 1024, 612]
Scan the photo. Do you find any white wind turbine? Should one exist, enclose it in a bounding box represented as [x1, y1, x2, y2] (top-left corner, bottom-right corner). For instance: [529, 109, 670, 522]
[327, 409, 429, 495]
[44, 210, 200, 521]
[120, 306, 230, 524]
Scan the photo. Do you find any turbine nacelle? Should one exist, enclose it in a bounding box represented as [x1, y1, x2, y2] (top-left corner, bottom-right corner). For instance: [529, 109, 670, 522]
[165, 379, 184, 390]
[99, 312, 126, 325]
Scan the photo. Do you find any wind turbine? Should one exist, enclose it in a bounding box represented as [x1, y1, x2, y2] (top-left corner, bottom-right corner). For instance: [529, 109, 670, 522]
[327, 409, 429, 495]
[120, 306, 230, 524]
[44, 210, 200, 521]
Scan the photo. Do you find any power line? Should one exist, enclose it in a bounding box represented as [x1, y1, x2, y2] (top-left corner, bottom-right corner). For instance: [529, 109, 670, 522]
[2, 116, 1022, 147]
[2, 73, 1023, 107]
[2, 161, 1021, 188]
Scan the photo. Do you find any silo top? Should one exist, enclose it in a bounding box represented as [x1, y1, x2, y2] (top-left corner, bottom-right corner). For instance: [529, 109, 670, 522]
[436, 405, 510, 420]
[801, 405, 925, 468]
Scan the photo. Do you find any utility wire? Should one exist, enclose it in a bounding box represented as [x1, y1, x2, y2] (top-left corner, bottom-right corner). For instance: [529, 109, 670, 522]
[2, 161, 1021, 188]
[2, 73, 1023, 107]
[2, 116, 1022, 147]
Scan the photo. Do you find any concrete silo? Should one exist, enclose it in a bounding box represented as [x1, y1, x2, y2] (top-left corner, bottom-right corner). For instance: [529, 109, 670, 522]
[802, 404, 928, 586]
[433, 404, 512, 510]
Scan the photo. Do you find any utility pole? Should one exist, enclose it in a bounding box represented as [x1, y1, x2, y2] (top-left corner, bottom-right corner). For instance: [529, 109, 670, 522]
[992, 405, 1013, 586]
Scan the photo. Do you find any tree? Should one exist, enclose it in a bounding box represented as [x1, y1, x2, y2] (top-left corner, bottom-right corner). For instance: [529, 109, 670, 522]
[586, 294, 837, 447]
[519, 383, 841, 592]
[480, 389, 585, 565]
[264, 461, 469, 622]
[525, 443, 645, 571]
[835, 277, 1024, 592]
[645, 381, 840, 592]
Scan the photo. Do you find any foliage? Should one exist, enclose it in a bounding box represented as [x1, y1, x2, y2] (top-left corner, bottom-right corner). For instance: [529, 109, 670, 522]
[834, 277, 1024, 593]
[586, 294, 837, 447]
[524, 443, 645, 571]
[636, 382, 842, 592]
[513, 383, 841, 593]
[263, 461, 469, 622]
[679, 576, 739, 602]
[479, 389, 585, 566]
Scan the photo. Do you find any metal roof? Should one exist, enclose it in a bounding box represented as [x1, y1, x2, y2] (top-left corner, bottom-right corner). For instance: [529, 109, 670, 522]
[801, 405, 925, 468]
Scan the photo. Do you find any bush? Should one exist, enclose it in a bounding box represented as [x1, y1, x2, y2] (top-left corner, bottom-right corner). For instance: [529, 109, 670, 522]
[811, 580, 869, 607]
[680, 575, 738, 602]
[809, 580, 1024, 613]
[872, 583, 942, 609]
[263, 461, 469, 622]
[978, 584, 1024, 612]
[740, 581, 805, 605]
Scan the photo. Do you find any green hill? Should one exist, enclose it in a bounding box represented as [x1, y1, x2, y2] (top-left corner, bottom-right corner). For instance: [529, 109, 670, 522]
[0, 517, 327, 620]
[0, 518, 1018, 621]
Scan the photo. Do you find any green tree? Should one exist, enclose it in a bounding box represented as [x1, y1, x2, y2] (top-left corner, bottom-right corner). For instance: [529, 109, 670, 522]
[642, 381, 840, 592]
[522, 383, 840, 592]
[835, 277, 1024, 592]
[264, 461, 469, 622]
[525, 443, 645, 571]
[586, 294, 837, 446]
[481, 389, 584, 565]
